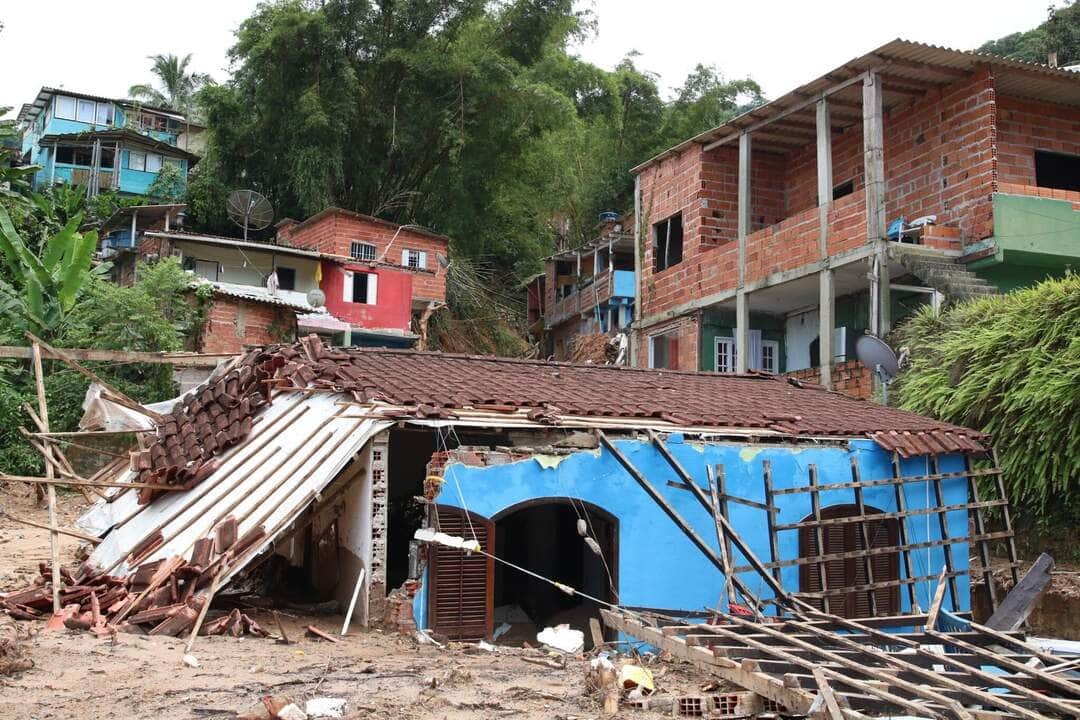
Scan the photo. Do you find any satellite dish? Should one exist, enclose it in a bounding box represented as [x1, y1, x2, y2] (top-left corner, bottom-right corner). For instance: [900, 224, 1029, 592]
[226, 189, 274, 241]
[855, 334, 900, 402]
[306, 287, 326, 309]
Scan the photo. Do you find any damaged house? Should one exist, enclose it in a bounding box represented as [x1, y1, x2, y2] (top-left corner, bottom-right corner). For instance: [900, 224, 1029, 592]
[9, 336, 1079, 716]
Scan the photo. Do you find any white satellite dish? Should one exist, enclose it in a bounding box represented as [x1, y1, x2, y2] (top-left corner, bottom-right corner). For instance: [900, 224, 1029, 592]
[855, 334, 900, 402]
[226, 189, 274, 242]
[306, 287, 326, 309]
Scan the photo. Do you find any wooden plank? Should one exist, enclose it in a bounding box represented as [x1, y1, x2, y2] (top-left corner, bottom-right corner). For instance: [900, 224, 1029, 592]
[0, 510, 102, 544]
[850, 459, 878, 617]
[925, 566, 949, 631]
[789, 620, 1051, 720]
[599, 431, 761, 606]
[991, 449, 1021, 588]
[720, 494, 777, 512]
[890, 453, 920, 612]
[985, 553, 1054, 631]
[770, 467, 1001, 494]
[704, 614, 960, 718]
[599, 610, 842, 718]
[794, 570, 966, 600]
[732, 531, 1014, 572]
[966, 455, 999, 612]
[812, 668, 844, 720]
[929, 456, 960, 610]
[774, 499, 1006, 530]
[0, 344, 232, 367]
[702, 71, 872, 152]
[31, 342, 61, 615]
[641, 431, 792, 605]
[2, 475, 186, 491]
[707, 465, 736, 607]
[762, 461, 782, 590]
[808, 465, 831, 614]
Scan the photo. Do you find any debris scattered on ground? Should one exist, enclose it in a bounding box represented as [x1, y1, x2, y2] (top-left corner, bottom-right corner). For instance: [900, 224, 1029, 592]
[303, 698, 346, 719]
[305, 625, 338, 643]
[0, 618, 32, 675]
[0, 558, 268, 638]
[537, 623, 584, 654]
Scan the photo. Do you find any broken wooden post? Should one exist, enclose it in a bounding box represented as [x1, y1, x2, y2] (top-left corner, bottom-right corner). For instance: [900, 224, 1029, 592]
[340, 567, 365, 636]
[31, 341, 61, 615]
[985, 552, 1054, 631]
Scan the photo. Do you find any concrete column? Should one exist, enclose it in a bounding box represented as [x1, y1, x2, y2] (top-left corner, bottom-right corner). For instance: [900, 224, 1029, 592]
[863, 72, 890, 336]
[630, 176, 642, 367]
[816, 98, 834, 388]
[736, 132, 751, 373]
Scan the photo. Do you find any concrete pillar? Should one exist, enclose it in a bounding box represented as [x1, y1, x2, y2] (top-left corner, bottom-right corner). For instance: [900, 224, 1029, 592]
[631, 176, 642, 367]
[816, 98, 834, 388]
[736, 132, 751, 373]
[863, 72, 890, 336]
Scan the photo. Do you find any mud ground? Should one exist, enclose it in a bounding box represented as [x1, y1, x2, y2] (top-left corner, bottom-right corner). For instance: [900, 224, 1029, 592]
[0, 485, 711, 719]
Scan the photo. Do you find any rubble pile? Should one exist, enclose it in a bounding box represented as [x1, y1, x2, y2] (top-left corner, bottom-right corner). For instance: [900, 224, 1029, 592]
[0, 533, 268, 638]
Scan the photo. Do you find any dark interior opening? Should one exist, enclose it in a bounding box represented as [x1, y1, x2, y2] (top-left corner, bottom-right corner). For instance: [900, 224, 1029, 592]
[492, 500, 616, 649]
[833, 179, 854, 200]
[386, 428, 438, 592]
[1035, 150, 1080, 192]
[653, 212, 684, 272]
[613, 251, 635, 271]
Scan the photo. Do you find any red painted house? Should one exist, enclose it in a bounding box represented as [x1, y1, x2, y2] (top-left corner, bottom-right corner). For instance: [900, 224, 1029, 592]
[276, 208, 449, 347]
[110, 205, 450, 354]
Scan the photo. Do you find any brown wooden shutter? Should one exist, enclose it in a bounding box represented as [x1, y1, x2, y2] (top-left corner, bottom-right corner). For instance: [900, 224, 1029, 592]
[668, 336, 679, 369]
[427, 505, 494, 640]
[799, 504, 900, 618]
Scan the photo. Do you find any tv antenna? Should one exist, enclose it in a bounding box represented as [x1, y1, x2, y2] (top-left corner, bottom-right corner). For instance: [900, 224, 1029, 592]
[226, 189, 274, 241]
[855, 333, 900, 403]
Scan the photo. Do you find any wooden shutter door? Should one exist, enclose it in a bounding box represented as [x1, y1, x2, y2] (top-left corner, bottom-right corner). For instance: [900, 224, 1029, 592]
[427, 505, 494, 640]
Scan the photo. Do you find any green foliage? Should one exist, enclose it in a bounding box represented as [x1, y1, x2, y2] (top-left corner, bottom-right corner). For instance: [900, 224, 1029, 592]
[893, 274, 1080, 528]
[0, 207, 106, 339]
[146, 162, 187, 203]
[129, 53, 213, 112]
[978, 1, 1080, 66]
[192, 0, 761, 281]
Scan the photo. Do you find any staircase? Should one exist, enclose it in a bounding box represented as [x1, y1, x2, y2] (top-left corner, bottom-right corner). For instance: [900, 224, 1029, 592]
[896, 252, 1001, 302]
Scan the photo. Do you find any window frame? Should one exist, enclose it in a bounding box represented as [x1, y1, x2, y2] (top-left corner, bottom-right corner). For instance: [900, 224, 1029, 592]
[402, 248, 427, 270]
[128, 150, 146, 172]
[145, 152, 163, 173]
[350, 241, 376, 262]
[55, 95, 77, 121]
[760, 339, 779, 374]
[648, 331, 679, 370]
[715, 336, 737, 373]
[345, 270, 378, 305]
[652, 212, 684, 273]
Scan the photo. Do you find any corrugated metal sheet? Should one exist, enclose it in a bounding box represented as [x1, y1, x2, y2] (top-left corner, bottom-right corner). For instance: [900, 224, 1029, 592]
[81, 391, 391, 579]
[634, 38, 1080, 170]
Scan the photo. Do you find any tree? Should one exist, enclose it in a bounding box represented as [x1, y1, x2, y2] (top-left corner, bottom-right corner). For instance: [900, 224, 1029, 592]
[129, 53, 213, 112]
[0, 207, 104, 340]
[978, 1, 1080, 66]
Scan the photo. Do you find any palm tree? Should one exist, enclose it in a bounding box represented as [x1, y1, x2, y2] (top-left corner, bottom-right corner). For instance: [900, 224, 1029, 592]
[128, 53, 212, 112]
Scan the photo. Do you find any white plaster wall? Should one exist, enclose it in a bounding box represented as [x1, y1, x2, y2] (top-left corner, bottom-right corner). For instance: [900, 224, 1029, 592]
[786, 309, 849, 371]
[173, 240, 320, 290]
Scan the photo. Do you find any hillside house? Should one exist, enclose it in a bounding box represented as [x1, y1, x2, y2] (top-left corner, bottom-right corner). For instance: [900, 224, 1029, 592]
[529, 213, 636, 360]
[16, 87, 202, 196]
[102, 206, 450, 354]
[629, 40, 1080, 392]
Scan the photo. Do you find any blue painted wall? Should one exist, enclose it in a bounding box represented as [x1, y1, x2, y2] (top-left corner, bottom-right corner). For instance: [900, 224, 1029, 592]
[413, 437, 970, 628]
[612, 269, 635, 298]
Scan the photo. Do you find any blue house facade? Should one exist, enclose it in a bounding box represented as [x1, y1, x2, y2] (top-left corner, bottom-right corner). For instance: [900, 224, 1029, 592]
[15, 87, 201, 197]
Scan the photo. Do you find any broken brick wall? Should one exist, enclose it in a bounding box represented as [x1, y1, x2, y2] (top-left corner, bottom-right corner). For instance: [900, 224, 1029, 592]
[636, 313, 700, 371]
[784, 360, 873, 400]
[200, 297, 295, 355]
[635, 70, 999, 324]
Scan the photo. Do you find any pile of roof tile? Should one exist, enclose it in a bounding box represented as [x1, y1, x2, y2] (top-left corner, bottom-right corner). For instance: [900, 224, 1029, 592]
[1, 526, 268, 638]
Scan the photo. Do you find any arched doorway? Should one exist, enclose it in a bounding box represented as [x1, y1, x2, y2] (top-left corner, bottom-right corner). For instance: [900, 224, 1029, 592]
[799, 503, 900, 618]
[492, 499, 618, 648]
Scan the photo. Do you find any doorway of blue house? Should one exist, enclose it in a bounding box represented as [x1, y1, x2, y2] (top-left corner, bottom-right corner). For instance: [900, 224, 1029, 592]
[491, 499, 618, 649]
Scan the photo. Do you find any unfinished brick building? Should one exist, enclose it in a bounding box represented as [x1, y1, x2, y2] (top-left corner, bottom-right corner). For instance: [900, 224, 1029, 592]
[630, 40, 1080, 391]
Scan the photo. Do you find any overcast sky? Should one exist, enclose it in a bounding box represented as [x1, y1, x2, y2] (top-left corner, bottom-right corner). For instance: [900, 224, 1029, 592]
[0, 1, 1052, 117]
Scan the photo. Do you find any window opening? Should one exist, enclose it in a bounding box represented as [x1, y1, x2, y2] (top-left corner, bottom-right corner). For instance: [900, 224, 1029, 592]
[1035, 150, 1080, 192]
[650, 331, 679, 370]
[275, 267, 296, 291]
[653, 212, 684, 272]
[350, 241, 376, 262]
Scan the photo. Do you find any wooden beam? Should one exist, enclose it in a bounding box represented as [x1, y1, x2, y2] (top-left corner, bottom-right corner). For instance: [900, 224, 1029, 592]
[930, 455, 960, 610]
[0, 344, 231, 367]
[31, 341, 61, 615]
[889, 452, 919, 612]
[0, 509, 102, 544]
[703, 71, 872, 152]
[2, 475, 185, 491]
[644, 430, 792, 605]
[769, 467, 1001, 494]
[985, 553, 1054, 631]
[762, 461, 782, 590]
[850, 459, 877, 616]
[774, 499, 1007, 531]
[965, 455, 999, 612]
[808, 465, 831, 614]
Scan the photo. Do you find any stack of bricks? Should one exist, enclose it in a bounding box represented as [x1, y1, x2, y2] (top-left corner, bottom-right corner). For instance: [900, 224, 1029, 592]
[784, 360, 872, 400]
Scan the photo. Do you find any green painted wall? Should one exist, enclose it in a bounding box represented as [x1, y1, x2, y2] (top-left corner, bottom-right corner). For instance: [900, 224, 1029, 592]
[699, 310, 786, 373]
[970, 193, 1080, 291]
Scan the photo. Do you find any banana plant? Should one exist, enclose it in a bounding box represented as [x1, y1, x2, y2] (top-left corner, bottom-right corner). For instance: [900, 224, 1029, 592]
[0, 204, 107, 339]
